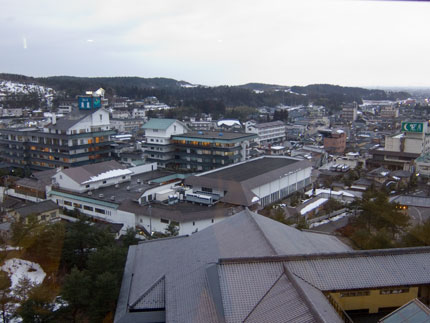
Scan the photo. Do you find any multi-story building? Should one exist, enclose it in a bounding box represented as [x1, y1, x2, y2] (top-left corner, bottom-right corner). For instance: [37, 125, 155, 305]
[245, 120, 286, 146]
[320, 129, 347, 154]
[184, 156, 312, 207]
[171, 131, 257, 171]
[132, 108, 146, 119]
[0, 108, 115, 170]
[142, 118, 188, 168]
[380, 106, 399, 119]
[110, 118, 146, 133]
[368, 121, 430, 170]
[341, 103, 358, 121]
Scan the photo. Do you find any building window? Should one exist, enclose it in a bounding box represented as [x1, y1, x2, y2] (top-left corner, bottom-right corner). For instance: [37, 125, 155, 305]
[202, 187, 213, 193]
[100, 114, 103, 121]
[211, 219, 214, 223]
[193, 221, 195, 226]
[102, 180, 107, 184]
[86, 184, 90, 188]
[95, 208, 106, 214]
[64, 201, 72, 206]
[380, 288, 409, 295]
[84, 205, 94, 211]
[340, 291, 370, 297]
[160, 218, 169, 224]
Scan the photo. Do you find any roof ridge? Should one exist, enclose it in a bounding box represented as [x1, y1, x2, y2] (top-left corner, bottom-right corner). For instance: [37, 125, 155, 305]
[243, 272, 285, 322]
[218, 246, 430, 264]
[129, 275, 165, 309]
[137, 234, 189, 244]
[247, 209, 278, 255]
[282, 265, 326, 323]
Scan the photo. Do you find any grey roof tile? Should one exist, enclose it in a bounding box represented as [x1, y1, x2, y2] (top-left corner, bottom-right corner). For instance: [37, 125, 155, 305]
[61, 160, 125, 184]
[14, 200, 59, 217]
[245, 274, 316, 323]
[284, 248, 430, 291]
[116, 209, 349, 323]
[131, 276, 165, 310]
[218, 262, 284, 322]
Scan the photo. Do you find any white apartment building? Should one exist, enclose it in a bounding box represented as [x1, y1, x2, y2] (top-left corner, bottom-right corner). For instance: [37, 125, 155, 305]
[142, 118, 188, 168]
[245, 120, 286, 146]
[132, 108, 146, 119]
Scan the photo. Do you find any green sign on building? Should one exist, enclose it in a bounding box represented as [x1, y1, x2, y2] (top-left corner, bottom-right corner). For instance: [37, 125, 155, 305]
[401, 122, 424, 133]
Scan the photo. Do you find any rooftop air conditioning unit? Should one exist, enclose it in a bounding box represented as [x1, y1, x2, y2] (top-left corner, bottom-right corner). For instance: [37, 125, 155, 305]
[115, 184, 119, 188]
[126, 186, 130, 191]
[88, 191, 92, 196]
[110, 196, 115, 201]
[137, 179, 141, 184]
[99, 193, 104, 198]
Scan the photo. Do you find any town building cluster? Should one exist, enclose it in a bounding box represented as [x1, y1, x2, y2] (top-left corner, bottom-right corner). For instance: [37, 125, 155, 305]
[2, 86, 430, 321]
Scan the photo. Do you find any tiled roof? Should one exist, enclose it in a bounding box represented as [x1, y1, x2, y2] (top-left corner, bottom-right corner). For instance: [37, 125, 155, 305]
[252, 121, 285, 129]
[14, 200, 58, 217]
[115, 209, 350, 323]
[61, 160, 126, 184]
[47, 108, 95, 131]
[141, 118, 177, 130]
[172, 131, 256, 141]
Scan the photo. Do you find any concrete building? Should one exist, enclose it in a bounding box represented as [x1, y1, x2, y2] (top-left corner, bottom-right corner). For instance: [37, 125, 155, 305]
[341, 104, 357, 121]
[110, 118, 145, 133]
[320, 129, 347, 154]
[46, 160, 241, 235]
[380, 106, 399, 119]
[171, 131, 257, 171]
[184, 156, 312, 207]
[368, 121, 430, 170]
[245, 120, 286, 146]
[0, 108, 115, 170]
[142, 118, 188, 168]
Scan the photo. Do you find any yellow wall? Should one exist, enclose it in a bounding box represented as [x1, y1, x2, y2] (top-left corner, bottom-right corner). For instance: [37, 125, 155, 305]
[329, 287, 418, 314]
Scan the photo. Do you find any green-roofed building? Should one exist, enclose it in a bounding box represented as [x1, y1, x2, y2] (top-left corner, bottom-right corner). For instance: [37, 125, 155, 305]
[142, 118, 188, 168]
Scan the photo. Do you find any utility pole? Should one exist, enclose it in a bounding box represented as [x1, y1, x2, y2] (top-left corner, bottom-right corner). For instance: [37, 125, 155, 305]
[149, 204, 152, 237]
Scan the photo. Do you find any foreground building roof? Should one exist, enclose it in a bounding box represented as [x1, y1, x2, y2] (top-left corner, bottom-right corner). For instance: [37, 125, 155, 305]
[115, 209, 430, 323]
[115, 209, 350, 323]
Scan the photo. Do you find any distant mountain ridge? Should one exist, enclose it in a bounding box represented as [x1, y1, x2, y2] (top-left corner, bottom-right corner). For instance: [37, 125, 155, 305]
[0, 73, 411, 109]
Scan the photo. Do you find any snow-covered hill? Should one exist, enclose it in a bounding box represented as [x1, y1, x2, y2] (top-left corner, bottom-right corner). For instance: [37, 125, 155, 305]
[0, 80, 55, 98]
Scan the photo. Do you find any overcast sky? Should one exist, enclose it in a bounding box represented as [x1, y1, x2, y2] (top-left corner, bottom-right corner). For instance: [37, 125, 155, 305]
[1, 0, 429, 87]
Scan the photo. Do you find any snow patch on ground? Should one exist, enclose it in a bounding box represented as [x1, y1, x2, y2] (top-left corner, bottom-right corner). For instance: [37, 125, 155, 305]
[306, 188, 355, 198]
[300, 198, 328, 215]
[1, 258, 46, 289]
[0, 246, 21, 252]
[309, 212, 350, 228]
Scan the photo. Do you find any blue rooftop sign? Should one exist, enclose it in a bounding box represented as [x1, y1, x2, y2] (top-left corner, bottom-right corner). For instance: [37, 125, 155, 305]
[78, 96, 102, 110]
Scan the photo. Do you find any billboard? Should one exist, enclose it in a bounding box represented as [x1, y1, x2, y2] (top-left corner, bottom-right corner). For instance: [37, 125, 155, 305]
[401, 122, 423, 133]
[78, 96, 102, 110]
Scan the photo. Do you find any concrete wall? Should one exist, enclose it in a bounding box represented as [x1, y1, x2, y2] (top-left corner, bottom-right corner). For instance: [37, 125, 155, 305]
[251, 167, 312, 206]
[330, 287, 418, 314]
[135, 213, 226, 236]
